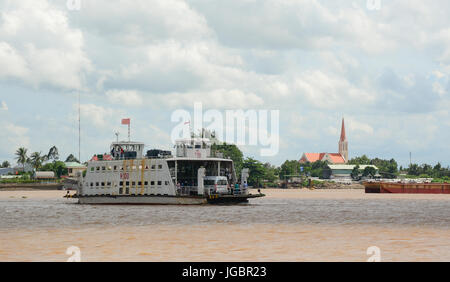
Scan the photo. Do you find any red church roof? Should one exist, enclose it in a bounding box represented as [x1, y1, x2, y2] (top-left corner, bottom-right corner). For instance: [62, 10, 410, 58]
[303, 153, 325, 163]
[301, 152, 345, 164]
[328, 153, 346, 164]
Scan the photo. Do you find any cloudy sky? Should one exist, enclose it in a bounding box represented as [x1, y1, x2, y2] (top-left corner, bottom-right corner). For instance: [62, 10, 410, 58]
[0, 0, 449, 167]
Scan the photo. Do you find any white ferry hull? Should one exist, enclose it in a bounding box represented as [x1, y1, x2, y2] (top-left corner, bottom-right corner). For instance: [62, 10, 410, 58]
[78, 195, 207, 205]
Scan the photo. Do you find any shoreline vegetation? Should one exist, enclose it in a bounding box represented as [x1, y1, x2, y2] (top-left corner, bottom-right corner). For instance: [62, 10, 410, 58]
[2, 142, 450, 188]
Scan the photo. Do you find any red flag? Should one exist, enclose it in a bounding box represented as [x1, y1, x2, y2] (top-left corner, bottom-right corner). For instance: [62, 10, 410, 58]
[121, 118, 130, 125]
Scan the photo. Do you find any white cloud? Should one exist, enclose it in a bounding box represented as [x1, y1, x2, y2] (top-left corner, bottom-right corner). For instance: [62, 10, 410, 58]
[347, 118, 374, 136]
[432, 70, 445, 79]
[0, 122, 30, 159]
[292, 70, 376, 110]
[73, 0, 212, 45]
[0, 101, 8, 111]
[152, 89, 264, 109]
[106, 90, 143, 107]
[0, 42, 29, 78]
[0, 0, 92, 90]
[1, 0, 450, 165]
[79, 104, 116, 129]
[432, 82, 446, 97]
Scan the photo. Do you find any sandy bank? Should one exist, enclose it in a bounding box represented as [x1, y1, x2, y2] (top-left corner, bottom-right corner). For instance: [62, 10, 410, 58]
[1, 189, 449, 201]
[0, 190, 68, 199]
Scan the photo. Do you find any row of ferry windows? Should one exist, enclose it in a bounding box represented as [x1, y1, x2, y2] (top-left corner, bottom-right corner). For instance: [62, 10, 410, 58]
[89, 181, 170, 188]
[118, 188, 168, 195]
[90, 164, 163, 172]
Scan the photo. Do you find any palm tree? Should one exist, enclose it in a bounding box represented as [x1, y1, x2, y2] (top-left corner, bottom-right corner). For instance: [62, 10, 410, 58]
[1, 161, 10, 168]
[65, 154, 79, 163]
[47, 146, 59, 162]
[15, 147, 28, 171]
[30, 152, 44, 171]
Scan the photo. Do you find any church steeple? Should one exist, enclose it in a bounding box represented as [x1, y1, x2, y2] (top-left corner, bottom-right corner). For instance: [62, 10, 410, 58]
[340, 118, 346, 142]
[339, 118, 348, 163]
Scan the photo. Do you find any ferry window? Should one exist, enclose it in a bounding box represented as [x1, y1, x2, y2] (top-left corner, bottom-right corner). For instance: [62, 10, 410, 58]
[96, 182, 99, 187]
[120, 166, 124, 171]
[158, 165, 163, 169]
[101, 182, 105, 187]
[96, 167, 100, 171]
[119, 188, 123, 194]
[126, 181, 130, 186]
[90, 167, 94, 172]
[114, 166, 117, 171]
[138, 181, 142, 186]
[125, 188, 129, 194]
[107, 182, 111, 186]
[151, 181, 155, 186]
[108, 166, 112, 171]
[157, 181, 162, 186]
[151, 165, 156, 170]
[90, 183, 94, 187]
[132, 181, 135, 186]
[139, 166, 142, 170]
[120, 181, 123, 186]
[165, 181, 169, 186]
[132, 166, 136, 170]
[144, 181, 148, 186]
[204, 180, 215, 185]
[145, 165, 149, 170]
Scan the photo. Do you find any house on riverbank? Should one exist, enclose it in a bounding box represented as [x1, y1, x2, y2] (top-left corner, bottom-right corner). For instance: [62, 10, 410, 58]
[324, 164, 379, 180]
[0, 168, 14, 176]
[0, 164, 33, 176]
[65, 162, 87, 177]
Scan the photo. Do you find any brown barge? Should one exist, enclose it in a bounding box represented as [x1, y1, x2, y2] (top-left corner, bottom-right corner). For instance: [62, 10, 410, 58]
[364, 182, 450, 194]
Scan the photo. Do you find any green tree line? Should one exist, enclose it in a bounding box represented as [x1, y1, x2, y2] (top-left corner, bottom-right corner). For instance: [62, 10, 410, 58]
[1, 146, 81, 179]
[4, 143, 449, 185]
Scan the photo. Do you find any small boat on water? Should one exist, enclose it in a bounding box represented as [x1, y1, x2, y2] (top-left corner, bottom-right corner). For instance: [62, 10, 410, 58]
[72, 138, 265, 205]
[364, 181, 450, 194]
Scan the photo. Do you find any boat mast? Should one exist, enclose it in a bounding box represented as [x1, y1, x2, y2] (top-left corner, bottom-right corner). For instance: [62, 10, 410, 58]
[78, 93, 81, 163]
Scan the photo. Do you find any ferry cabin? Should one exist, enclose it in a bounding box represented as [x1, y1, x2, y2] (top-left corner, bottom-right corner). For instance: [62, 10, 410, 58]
[79, 139, 238, 197]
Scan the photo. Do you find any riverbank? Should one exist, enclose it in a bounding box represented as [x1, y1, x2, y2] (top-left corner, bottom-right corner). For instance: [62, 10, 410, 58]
[1, 188, 449, 201]
[0, 183, 63, 191]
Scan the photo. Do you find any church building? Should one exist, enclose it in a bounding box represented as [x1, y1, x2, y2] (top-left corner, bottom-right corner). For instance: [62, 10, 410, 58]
[299, 118, 349, 164]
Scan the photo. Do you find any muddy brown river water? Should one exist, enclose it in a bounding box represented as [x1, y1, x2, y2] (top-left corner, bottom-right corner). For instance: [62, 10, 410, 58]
[0, 189, 449, 261]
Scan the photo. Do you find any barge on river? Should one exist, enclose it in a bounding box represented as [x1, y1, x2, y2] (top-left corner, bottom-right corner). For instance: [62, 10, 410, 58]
[364, 181, 450, 194]
[74, 138, 264, 205]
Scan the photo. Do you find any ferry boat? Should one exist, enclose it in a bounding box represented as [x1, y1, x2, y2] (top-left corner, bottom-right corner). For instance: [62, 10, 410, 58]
[74, 138, 265, 205]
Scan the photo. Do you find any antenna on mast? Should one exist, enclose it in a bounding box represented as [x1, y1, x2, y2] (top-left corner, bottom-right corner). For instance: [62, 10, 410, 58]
[115, 132, 120, 142]
[78, 93, 81, 163]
